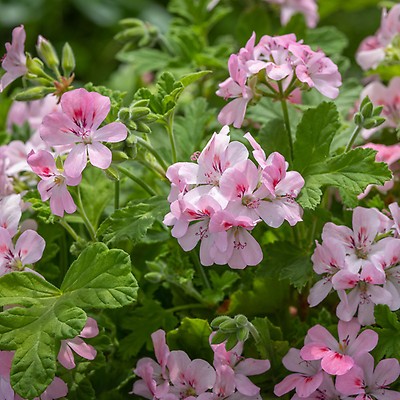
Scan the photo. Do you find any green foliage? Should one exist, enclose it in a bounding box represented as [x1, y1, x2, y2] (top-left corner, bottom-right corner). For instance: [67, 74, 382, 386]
[174, 97, 215, 160]
[372, 305, 400, 360]
[260, 241, 313, 291]
[118, 299, 178, 359]
[294, 102, 392, 209]
[167, 317, 213, 361]
[0, 243, 137, 398]
[306, 26, 349, 56]
[97, 196, 169, 247]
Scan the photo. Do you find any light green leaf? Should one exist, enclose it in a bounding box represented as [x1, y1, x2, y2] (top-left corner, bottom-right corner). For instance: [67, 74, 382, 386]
[0, 244, 137, 398]
[306, 26, 348, 55]
[298, 148, 392, 209]
[97, 196, 169, 246]
[179, 70, 211, 87]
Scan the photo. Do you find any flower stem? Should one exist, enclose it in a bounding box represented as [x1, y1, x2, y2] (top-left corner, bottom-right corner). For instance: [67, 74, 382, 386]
[136, 136, 169, 172]
[117, 165, 157, 196]
[278, 81, 294, 164]
[114, 180, 120, 210]
[59, 219, 80, 242]
[345, 125, 362, 152]
[190, 250, 211, 290]
[165, 113, 177, 164]
[77, 187, 97, 241]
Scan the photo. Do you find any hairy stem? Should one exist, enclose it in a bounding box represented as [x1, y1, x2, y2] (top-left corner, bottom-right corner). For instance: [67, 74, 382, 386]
[117, 165, 157, 196]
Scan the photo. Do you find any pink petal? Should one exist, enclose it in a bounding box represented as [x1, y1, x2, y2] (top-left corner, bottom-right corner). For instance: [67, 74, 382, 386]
[234, 373, 261, 396]
[295, 371, 324, 397]
[167, 350, 191, 386]
[186, 359, 216, 394]
[15, 230, 45, 265]
[374, 358, 400, 386]
[40, 377, 68, 400]
[92, 122, 127, 143]
[64, 143, 87, 177]
[67, 337, 97, 361]
[57, 341, 76, 369]
[308, 278, 332, 307]
[335, 365, 365, 395]
[321, 351, 354, 376]
[40, 112, 80, 146]
[235, 358, 270, 376]
[87, 141, 112, 170]
[79, 317, 99, 339]
[274, 374, 303, 396]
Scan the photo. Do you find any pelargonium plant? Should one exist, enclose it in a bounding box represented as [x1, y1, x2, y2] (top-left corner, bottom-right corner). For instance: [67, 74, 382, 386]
[0, 1, 399, 399]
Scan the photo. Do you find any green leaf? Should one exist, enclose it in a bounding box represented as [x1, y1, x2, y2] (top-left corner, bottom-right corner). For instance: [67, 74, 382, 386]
[179, 70, 211, 87]
[293, 102, 391, 209]
[298, 148, 392, 209]
[0, 244, 137, 399]
[79, 168, 114, 230]
[97, 196, 169, 247]
[167, 317, 213, 361]
[294, 102, 341, 175]
[260, 241, 313, 291]
[372, 305, 400, 360]
[118, 299, 178, 359]
[228, 277, 290, 315]
[257, 119, 290, 162]
[306, 26, 348, 56]
[174, 97, 215, 160]
[116, 48, 172, 74]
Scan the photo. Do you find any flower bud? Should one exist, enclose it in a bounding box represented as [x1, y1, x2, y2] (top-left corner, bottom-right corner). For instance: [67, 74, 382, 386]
[61, 42, 75, 77]
[104, 166, 120, 181]
[144, 272, 164, 283]
[211, 316, 230, 328]
[235, 314, 249, 327]
[360, 101, 373, 119]
[36, 35, 59, 70]
[130, 107, 150, 120]
[26, 55, 47, 78]
[372, 105, 384, 116]
[112, 150, 130, 163]
[237, 327, 249, 342]
[118, 107, 131, 123]
[219, 319, 238, 333]
[353, 112, 363, 126]
[14, 86, 54, 101]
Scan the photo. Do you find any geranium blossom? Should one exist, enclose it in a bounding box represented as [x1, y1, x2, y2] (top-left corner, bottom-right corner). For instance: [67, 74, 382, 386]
[0, 227, 45, 276]
[300, 319, 378, 376]
[27, 149, 81, 217]
[40, 88, 127, 177]
[0, 25, 27, 92]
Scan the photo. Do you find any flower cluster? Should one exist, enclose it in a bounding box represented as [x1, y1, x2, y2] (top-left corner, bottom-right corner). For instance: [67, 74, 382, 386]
[274, 318, 400, 399]
[164, 126, 305, 269]
[216, 32, 341, 127]
[356, 4, 400, 70]
[308, 206, 400, 325]
[132, 329, 270, 399]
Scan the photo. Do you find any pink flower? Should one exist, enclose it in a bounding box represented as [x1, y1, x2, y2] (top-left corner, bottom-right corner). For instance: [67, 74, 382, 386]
[0, 25, 27, 92]
[166, 351, 216, 398]
[389, 202, 400, 238]
[211, 338, 270, 397]
[333, 262, 393, 325]
[356, 5, 400, 70]
[57, 317, 98, 369]
[0, 227, 45, 276]
[27, 149, 81, 217]
[308, 241, 348, 307]
[40, 88, 127, 177]
[208, 211, 263, 269]
[290, 44, 341, 99]
[300, 319, 378, 376]
[0, 194, 22, 237]
[217, 55, 254, 128]
[0, 148, 14, 199]
[274, 348, 324, 398]
[131, 330, 171, 399]
[321, 207, 393, 273]
[335, 353, 400, 399]
[265, 0, 319, 28]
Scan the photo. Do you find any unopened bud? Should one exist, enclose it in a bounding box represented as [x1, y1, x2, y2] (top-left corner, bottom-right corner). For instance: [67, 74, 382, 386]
[211, 316, 230, 328]
[14, 86, 54, 101]
[144, 272, 164, 283]
[361, 101, 373, 119]
[235, 315, 248, 327]
[363, 116, 386, 129]
[36, 35, 59, 70]
[118, 107, 131, 123]
[26, 55, 46, 78]
[61, 42, 75, 77]
[118, 18, 144, 28]
[373, 105, 384, 116]
[114, 27, 145, 42]
[360, 95, 371, 110]
[135, 121, 152, 133]
[237, 327, 249, 342]
[353, 112, 363, 126]
[130, 106, 150, 120]
[225, 335, 238, 351]
[219, 319, 237, 333]
[112, 150, 130, 163]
